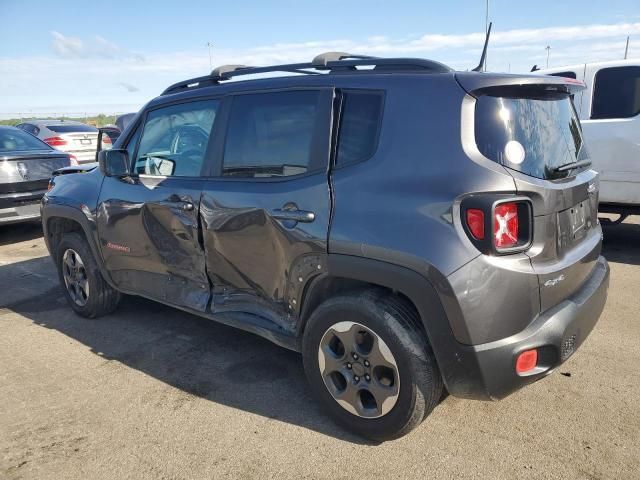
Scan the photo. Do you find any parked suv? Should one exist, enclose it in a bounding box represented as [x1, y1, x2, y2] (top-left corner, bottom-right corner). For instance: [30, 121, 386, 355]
[42, 53, 609, 441]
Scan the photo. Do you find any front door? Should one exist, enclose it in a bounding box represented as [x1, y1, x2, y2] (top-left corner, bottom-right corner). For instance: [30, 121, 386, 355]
[96, 98, 221, 311]
[200, 89, 333, 329]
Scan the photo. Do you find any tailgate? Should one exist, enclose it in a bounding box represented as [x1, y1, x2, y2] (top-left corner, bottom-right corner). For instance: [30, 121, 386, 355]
[512, 169, 601, 312]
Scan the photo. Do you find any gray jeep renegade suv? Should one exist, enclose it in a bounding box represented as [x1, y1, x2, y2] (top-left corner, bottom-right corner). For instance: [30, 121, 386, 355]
[42, 52, 609, 441]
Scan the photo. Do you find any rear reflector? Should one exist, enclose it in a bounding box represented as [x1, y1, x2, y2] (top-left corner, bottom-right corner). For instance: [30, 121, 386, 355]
[43, 136, 68, 147]
[516, 349, 538, 374]
[494, 202, 519, 248]
[466, 209, 485, 240]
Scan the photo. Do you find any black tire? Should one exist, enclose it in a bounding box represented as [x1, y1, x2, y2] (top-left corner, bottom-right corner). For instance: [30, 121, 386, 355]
[302, 290, 443, 441]
[56, 232, 121, 318]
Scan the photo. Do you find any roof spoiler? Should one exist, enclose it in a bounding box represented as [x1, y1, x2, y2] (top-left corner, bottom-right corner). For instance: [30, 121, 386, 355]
[455, 71, 586, 96]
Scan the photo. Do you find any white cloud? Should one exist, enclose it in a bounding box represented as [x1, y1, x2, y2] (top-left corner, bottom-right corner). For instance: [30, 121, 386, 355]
[51, 31, 85, 58]
[2, 21, 638, 117]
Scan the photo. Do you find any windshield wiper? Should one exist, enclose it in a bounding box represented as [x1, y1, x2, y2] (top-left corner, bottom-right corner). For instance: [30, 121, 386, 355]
[553, 159, 592, 172]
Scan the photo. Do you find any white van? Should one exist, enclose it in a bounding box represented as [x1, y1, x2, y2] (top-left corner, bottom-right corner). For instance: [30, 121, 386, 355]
[538, 60, 640, 222]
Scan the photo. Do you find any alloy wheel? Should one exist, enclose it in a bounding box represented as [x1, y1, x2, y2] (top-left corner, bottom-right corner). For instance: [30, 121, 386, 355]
[318, 321, 400, 418]
[62, 248, 89, 307]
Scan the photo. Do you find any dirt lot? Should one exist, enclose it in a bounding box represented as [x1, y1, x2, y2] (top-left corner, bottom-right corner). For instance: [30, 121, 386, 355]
[1, 219, 639, 480]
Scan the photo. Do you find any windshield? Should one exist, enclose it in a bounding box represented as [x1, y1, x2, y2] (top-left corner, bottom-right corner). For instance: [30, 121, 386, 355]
[475, 93, 587, 180]
[0, 127, 51, 152]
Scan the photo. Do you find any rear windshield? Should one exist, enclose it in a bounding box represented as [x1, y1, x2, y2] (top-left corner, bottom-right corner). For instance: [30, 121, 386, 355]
[47, 124, 97, 133]
[0, 128, 51, 152]
[475, 92, 587, 180]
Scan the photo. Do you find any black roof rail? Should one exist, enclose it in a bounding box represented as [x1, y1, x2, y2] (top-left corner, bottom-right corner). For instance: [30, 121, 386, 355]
[161, 52, 452, 95]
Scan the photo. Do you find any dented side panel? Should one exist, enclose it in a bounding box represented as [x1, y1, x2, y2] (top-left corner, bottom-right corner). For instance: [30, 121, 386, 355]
[199, 172, 331, 331]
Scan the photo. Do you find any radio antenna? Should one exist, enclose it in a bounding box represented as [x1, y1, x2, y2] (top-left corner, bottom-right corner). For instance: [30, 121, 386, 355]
[472, 22, 492, 72]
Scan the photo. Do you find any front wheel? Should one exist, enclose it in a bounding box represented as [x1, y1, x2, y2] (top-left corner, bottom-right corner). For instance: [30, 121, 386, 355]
[56, 232, 121, 318]
[302, 291, 443, 441]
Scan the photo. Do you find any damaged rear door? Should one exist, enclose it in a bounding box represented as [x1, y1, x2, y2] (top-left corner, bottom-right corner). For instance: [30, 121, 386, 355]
[199, 88, 333, 331]
[96, 98, 221, 311]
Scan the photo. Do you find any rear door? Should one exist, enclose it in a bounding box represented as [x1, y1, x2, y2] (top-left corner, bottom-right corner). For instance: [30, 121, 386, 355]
[96, 98, 221, 311]
[471, 81, 601, 311]
[200, 88, 333, 330]
[580, 65, 640, 205]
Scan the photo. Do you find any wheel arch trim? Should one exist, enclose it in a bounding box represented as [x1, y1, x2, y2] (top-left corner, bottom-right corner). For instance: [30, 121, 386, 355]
[300, 253, 488, 398]
[42, 204, 117, 289]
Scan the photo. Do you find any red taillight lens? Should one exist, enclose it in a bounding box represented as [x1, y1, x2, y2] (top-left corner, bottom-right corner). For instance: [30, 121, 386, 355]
[44, 136, 67, 147]
[493, 202, 519, 248]
[466, 209, 485, 240]
[516, 349, 538, 374]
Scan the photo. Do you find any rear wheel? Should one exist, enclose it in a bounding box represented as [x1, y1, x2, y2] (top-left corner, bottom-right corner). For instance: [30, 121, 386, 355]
[302, 291, 442, 441]
[56, 232, 121, 318]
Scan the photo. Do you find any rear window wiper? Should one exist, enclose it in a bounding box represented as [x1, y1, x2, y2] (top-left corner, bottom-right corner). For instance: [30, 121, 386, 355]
[553, 159, 592, 172]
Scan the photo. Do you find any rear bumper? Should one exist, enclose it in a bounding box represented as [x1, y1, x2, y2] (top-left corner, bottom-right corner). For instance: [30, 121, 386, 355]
[0, 190, 45, 224]
[445, 255, 609, 400]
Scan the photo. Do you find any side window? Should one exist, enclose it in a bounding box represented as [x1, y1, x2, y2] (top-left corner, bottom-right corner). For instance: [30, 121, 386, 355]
[134, 100, 218, 176]
[336, 91, 383, 166]
[222, 91, 320, 178]
[591, 66, 640, 119]
[125, 124, 141, 161]
[549, 71, 577, 79]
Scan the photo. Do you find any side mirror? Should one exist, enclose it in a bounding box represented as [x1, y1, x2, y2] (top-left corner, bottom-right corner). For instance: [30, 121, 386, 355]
[98, 149, 129, 177]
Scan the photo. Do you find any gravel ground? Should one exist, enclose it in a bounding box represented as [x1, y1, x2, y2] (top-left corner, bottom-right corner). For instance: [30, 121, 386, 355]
[1, 219, 639, 480]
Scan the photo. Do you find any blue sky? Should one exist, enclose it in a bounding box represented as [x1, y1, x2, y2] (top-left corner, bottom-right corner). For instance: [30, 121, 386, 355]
[1, 0, 639, 118]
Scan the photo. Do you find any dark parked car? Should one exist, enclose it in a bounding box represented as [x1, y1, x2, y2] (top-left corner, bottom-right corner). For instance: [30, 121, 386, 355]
[0, 126, 72, 225]
[42, 53, 609, 440]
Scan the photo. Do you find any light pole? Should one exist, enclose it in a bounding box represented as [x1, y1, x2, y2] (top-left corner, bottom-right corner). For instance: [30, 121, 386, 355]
[545, 45, 551, 68]
[206, 42, 214, 70]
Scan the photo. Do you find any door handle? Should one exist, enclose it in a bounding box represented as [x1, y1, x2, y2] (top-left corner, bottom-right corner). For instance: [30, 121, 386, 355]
[272, 208, 315, 223]
[158, 200, 194, 211]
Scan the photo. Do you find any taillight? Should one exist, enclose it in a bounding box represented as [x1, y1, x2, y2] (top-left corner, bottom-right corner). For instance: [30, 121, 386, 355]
[465, 209, 485, 240]
[102, 135, 112, 145]
[461, 196, 532, 255]
[44, 136, 67, 147]
[493, 202, 518, 248]
[69, 154, 78, 166]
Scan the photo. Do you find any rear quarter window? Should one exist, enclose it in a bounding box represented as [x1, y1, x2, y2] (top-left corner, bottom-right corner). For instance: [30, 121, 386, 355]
[336, 91, 383, 166]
